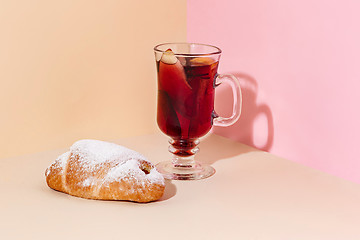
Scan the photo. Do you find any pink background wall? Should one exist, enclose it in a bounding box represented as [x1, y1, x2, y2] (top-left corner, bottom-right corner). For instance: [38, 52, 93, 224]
[188, 0, 360, 183]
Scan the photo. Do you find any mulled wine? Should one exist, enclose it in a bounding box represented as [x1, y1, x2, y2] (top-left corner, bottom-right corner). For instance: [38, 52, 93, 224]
[154, 43, 242, 180]
[157, 50, 219, 156]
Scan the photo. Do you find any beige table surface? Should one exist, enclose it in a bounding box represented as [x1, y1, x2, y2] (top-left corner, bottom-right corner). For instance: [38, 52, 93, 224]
[1, 133, 360, 240]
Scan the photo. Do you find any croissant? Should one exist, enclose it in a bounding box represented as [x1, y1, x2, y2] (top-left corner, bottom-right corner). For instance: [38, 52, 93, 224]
[45, 139, 165, 203]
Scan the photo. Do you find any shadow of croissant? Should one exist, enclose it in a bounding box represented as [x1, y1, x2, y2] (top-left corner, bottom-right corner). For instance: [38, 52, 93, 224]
[159, 180, 177, 201]
[212, 72, 274, 152]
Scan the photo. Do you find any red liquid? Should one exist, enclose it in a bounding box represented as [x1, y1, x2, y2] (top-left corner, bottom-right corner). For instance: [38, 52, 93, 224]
[157, 57, 219, 142]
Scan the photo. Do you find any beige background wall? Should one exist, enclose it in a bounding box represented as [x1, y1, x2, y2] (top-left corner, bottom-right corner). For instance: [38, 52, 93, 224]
[0, 0, 186, 158]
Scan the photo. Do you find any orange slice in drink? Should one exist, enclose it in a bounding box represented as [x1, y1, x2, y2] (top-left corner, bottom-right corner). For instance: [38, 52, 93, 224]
[190, 57, 216, 66]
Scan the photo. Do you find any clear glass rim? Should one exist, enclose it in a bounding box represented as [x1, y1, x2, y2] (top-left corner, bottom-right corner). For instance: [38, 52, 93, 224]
[154, 42, 222, 57]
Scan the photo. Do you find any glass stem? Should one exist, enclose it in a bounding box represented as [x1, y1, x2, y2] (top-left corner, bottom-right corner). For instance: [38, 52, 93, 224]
[172, 155, 196, 168]
[168, 138, 200, 168]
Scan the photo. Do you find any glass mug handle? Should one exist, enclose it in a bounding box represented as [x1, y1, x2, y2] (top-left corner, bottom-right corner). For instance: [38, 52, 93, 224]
[213, 74, 243, 127]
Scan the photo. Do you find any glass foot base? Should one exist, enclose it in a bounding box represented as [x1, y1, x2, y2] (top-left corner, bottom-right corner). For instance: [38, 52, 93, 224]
[155, 161, 215, 180]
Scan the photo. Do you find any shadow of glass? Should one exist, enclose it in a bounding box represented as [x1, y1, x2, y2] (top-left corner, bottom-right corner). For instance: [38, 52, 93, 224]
[213, 72, 274, 152]
[196, 134, 260, 166]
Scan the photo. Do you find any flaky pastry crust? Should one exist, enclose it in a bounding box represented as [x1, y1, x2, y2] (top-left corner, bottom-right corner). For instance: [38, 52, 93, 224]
[45, 140, 165, 203]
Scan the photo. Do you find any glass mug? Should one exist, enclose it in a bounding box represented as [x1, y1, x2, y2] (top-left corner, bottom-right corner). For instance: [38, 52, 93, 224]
[154, 43, 242, 180]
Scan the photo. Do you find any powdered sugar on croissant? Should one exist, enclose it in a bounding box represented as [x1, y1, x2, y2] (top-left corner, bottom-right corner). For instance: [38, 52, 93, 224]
[45, 139, 165, 202]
